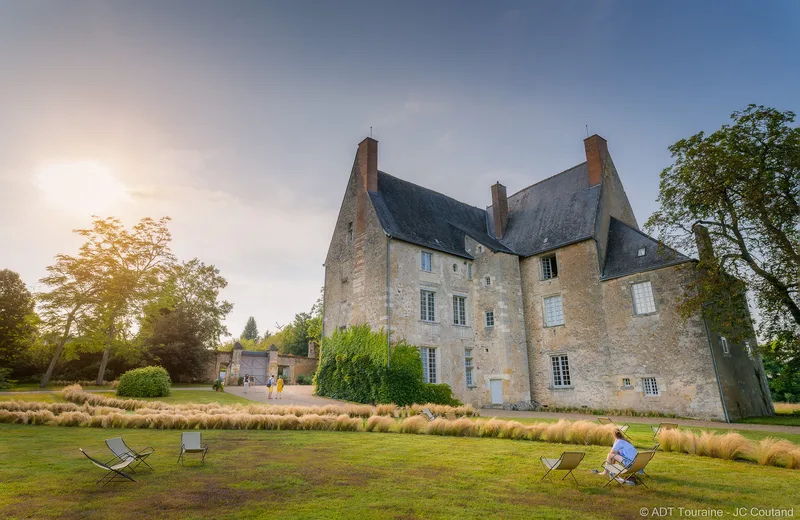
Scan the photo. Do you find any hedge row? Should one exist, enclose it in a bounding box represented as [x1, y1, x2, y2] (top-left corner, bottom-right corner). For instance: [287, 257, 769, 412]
[314, 325, 460, 406]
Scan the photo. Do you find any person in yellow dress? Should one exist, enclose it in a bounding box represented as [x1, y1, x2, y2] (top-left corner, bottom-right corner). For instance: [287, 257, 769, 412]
[276, 376, 284, 399]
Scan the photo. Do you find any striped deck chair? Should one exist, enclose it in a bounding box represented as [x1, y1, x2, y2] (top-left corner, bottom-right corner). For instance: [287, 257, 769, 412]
[540, 452, 585, 485]
[419, 408, 436, 421]
[596, 417, 631, 439]
[651, 422, 678, 439]
[602, 450, 656, 488]
[80, 448, 136, 486]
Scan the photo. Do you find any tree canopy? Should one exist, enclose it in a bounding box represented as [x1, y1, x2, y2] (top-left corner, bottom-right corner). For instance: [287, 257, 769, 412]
[646, 104, 800, 354]
[0, 269, 36, 370]
[241, 316, 259, 341]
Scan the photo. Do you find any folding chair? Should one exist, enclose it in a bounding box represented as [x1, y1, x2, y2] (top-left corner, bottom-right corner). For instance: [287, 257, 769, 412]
[444, 412, 457, 421]
[419, 408, 436, 421]
[106, 437, 155, 471]
[178, 432, 209, 466]
[80, 448, 136, 486]
[539, 452, 585, 485]
[597, 417, 631, 439]
[602, 450, 656, 488]
[651, 422, 678, 439]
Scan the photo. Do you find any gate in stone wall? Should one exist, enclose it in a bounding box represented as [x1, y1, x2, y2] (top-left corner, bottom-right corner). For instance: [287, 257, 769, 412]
[239, 351, 268, 385]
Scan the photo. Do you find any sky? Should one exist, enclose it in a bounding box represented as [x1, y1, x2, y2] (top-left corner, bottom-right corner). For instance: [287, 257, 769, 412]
[1, 0, 798, 339]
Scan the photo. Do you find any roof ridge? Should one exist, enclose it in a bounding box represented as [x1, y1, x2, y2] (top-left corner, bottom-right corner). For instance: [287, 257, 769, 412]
[609, 216, 691, 259]
[505, 162, 588, 201]
[378, 170, 487, 214]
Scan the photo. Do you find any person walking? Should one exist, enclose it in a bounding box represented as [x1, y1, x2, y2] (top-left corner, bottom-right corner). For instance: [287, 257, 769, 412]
[276, 375, 284, 399]
[243, 374, 249, 392]
[267, 374, 275, 399]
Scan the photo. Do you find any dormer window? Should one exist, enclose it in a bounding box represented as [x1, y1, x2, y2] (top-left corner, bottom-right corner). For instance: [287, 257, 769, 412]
[637, 247, 646, 257]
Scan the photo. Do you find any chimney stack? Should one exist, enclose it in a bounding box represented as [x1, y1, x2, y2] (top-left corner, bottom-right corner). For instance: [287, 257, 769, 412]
[357, 137, 378, 193]
[693, 223, 716, 265]
[584, 134, 608, 186]
[491, 182, 509, 239]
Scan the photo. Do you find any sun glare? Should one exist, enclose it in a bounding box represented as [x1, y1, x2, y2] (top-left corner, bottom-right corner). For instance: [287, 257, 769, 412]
[34, 160, 130, 215]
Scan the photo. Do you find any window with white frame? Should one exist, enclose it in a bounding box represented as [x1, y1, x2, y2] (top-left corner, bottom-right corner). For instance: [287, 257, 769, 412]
[541, 255, 558, 280]
[464, 348, 474, 387]
[421, 251, 432, 272]
[420, 290, 435, 322]
[721, 336, 729, 354]
[643, 377, 659, 396]
[421, 347, 437, 383]
[551, 355, 571, 387]
[544, 295, 564, 327]
[453, 295, 467, 326]
[468, 264, 473, 280]
[632, 281, 656, 315]
[485, 310, 494, 328]
[622, 377, 631, 387]
[347, 222, 353, 244]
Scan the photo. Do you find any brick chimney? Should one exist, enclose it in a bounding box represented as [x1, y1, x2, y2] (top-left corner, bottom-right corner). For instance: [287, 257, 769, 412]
[357, 137, 378, 193]
[584, 134, 608, 186]
[491, 182, 509, 239]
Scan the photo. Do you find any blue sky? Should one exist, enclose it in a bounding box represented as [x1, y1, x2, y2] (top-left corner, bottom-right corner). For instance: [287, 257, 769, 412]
[0, 0, 798, 336]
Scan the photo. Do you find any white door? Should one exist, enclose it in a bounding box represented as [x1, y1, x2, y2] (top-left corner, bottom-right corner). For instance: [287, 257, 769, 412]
[490, 379, 503, 404]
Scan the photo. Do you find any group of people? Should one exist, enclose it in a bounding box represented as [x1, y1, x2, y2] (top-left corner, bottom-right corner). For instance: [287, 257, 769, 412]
[241, 373, 284, 399]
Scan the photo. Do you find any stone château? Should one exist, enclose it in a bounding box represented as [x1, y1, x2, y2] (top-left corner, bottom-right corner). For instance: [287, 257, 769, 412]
[322, 135, 773, 421]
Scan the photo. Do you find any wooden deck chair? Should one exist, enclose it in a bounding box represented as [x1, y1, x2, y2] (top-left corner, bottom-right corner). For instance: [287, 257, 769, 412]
[540, 452, 585, 485]
[444, 412, 457, 421]
[178, 432, 208, 466]
[602, 450, 656, 488]
[106, 437, 155, 471]
[80, 448, 136, 486]
[596, 417, 631, 438]
[419, 408, 436, 421]
[651, 422, 678, 439]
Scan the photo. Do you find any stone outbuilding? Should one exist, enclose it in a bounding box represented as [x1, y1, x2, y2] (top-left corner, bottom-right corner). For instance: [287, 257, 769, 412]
[208, 342, 318, 386]
[322, 135, 774, 421]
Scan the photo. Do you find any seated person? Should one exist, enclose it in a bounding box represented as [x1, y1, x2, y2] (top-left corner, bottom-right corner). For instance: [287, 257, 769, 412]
[594, 429, 638, 479]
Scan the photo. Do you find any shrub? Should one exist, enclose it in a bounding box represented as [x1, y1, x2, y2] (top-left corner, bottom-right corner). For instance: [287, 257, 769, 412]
[116, 367, 172, 398]
[315, 325, 457, 405]
[295, 375, 313, 385]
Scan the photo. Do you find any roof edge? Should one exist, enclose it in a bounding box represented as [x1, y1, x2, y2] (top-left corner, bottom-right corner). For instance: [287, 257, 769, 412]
[599, 258, 696, 281]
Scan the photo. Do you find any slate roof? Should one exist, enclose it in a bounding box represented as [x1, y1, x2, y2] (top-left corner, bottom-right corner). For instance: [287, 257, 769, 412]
[601, 217, 692, 280]
[369, 171, 513, 259]
[486, 163, 601, 257]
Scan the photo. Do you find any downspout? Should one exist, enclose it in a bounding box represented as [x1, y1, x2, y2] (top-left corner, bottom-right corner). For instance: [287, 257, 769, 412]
[386, 234, 392, 368]
[702, 316, 730, 423]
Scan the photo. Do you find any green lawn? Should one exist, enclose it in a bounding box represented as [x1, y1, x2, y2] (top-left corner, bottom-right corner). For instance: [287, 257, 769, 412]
[738, 414, 800, 427]
[0, 390, 251, 406]
[0, 424, 797, 520]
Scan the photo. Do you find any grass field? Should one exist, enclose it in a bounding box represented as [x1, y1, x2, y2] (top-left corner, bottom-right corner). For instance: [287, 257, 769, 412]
[0, 390, 251, 406]
[1, 424, 798, 520]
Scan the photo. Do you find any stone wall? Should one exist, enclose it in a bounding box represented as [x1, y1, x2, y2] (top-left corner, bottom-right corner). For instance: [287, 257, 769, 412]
[385, 238, 530, 407]
[520, 239, 728, 420]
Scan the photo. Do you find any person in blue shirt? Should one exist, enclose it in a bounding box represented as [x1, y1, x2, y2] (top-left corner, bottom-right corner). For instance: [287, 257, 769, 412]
[594, 429, 638, 480]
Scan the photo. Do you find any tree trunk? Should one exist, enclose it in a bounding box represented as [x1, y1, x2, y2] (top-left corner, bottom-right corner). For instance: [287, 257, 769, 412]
[95, 319, 115, 385]
[40, 313, 75, 388]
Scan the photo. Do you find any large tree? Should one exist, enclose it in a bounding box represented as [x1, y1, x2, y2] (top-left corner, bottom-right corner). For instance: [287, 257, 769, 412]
[143, 306, 212, 381]
[0, 269, 36, 370]
[646, 105, 800, 353]
[241, 316, 259, 341]
[38, 217, 174, 386]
